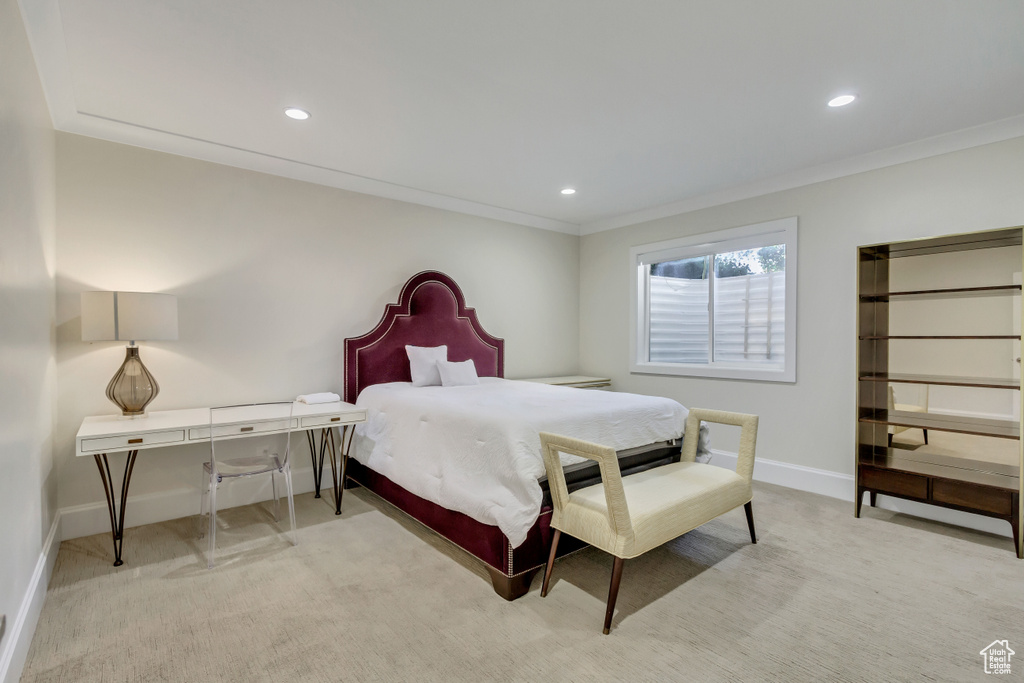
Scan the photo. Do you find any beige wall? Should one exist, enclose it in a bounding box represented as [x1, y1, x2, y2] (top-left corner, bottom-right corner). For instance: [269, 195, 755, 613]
[55, 134, 580, 532]
[580, 135, 1024, 476]
[0, 0, 57, 675]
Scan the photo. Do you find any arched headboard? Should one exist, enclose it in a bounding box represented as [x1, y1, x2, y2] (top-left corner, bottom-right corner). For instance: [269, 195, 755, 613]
[343, 271, 505, 403]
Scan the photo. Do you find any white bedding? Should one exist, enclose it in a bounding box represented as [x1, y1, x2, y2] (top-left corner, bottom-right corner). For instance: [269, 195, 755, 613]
[351, 377, 703, 547]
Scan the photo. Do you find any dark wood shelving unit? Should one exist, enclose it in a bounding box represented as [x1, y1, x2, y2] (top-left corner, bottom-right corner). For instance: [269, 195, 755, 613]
[856, 228, 1023, 558]
[860, 284, 1021, 301]
[859, 409, 1019, 439]
[859, 373, 1021, 389]
[860, 445, 1019, 491]
[859, 335, 1020, 340]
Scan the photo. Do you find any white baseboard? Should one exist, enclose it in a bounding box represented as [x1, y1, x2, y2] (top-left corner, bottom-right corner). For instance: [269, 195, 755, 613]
[707, 449, 1013, 539]
[707, 448, 856, 501]
[0, 512, 62, 683]
[60, 465, 323, 541]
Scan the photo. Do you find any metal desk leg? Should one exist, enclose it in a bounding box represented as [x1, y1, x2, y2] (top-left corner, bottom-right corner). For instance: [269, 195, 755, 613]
[306, 429, 329, 498]
[93, 450, 139, 567]
[324, 424, 355, 515]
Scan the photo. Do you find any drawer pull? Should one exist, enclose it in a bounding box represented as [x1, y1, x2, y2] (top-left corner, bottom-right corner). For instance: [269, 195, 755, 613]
[128, 438, 143, 444]
[331, 417, 341, 422]
[240, 426, 254, 433]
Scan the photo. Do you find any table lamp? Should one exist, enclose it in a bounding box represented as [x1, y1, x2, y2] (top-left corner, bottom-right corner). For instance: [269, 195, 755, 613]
[81, 291, 178, 416]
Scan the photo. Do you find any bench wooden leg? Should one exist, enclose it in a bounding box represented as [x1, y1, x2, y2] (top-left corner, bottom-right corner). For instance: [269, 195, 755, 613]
[744, 501, 757, 544]
[603, 556, 625, 635]
[541, 529, 561, 598]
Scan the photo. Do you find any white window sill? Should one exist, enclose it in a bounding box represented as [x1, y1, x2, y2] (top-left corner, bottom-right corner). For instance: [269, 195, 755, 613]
[630, 361, 795, 383]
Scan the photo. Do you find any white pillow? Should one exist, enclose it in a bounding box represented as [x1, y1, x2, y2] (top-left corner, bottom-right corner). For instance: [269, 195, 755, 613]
[406, 345, 447, 386]
[437, 359, 480, 387]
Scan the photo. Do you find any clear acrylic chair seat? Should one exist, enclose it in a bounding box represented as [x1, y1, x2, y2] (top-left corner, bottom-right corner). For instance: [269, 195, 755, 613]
[199, 402, 298, 568]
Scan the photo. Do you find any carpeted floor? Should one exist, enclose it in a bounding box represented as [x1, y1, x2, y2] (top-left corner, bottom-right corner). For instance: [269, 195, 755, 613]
[21, 482, 1022, 682]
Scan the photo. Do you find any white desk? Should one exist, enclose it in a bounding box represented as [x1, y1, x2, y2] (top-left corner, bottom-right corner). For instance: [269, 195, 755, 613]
[76, 401, 366, 566]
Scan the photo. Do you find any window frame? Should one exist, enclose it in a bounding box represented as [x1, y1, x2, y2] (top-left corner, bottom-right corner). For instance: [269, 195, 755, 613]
[629, 217, 798, 383]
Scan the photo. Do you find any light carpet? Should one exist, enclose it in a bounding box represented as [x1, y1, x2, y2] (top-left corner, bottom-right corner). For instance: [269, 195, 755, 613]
[21, 482, 1023, 682]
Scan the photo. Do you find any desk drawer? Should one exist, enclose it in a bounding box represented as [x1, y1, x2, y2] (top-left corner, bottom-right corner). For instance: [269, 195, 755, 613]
[300, 413, 364, 428]
[81, 430, 185, 453]
[189, 418, 298, 441]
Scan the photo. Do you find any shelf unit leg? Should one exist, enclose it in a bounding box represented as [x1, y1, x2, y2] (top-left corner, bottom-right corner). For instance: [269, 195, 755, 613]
[1012, 495, 1021, 559]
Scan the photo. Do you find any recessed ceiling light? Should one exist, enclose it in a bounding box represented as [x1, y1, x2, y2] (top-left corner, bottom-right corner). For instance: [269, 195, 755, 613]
[561, 188, 576, 195]
[828, 95, 856, 108]
[284, 107, 311, 120]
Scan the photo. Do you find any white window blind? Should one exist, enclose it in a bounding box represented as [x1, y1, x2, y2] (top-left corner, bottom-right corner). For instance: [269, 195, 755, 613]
[649, 271, 785, 365]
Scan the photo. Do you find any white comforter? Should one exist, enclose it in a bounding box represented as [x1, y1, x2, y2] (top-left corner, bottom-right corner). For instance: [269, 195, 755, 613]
[351, 378, 697, 547]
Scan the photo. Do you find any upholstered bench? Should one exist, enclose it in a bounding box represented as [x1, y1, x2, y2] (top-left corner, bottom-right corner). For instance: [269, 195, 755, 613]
[539, 408, 759, 634]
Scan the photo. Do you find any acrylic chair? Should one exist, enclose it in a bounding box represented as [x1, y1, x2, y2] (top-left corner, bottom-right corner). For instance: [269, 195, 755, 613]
[539, 408, 759, 634]
[200, 401, 298, 568]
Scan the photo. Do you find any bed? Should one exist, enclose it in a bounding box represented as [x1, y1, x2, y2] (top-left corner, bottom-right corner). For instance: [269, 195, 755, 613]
[343, 270, 696, 599]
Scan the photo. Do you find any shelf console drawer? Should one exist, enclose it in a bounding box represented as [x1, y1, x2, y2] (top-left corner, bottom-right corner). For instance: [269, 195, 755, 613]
[859, 467, 928, 499]
[931, 479, 1014, 516]
[860, 465, 1018, 525]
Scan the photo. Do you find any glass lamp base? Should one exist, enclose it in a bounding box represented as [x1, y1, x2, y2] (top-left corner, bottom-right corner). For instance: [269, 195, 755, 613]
[106, 346, 159, 416]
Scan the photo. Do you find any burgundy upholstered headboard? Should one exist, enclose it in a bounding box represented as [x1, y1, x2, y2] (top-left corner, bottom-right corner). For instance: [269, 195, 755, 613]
[343, 271, 505, 403]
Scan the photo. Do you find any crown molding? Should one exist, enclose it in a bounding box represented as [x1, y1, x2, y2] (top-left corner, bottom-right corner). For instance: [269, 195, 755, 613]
[67, 112, 583, 235]
[580, 115, 1024, 236]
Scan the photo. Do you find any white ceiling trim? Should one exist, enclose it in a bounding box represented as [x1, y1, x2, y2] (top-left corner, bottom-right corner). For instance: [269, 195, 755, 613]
[68, 110, 582, 235]
[580, 114, 1024, 236]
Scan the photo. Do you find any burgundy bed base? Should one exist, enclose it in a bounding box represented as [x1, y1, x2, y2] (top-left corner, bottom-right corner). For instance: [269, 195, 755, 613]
[343, 270, 679, 600]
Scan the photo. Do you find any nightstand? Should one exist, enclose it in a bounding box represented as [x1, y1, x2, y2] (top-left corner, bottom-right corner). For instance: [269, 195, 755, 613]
[521, 375, 612, 389]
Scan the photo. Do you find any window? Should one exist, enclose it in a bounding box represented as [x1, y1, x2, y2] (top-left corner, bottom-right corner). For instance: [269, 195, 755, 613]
[630, 217, 797, 382]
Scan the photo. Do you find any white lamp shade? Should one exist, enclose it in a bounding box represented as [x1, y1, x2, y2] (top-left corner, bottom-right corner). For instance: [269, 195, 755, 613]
[81, 291, 178, 342]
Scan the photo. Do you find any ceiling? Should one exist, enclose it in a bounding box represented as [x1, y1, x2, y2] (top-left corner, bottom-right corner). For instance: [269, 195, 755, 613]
[20, 0, 1024, 235]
